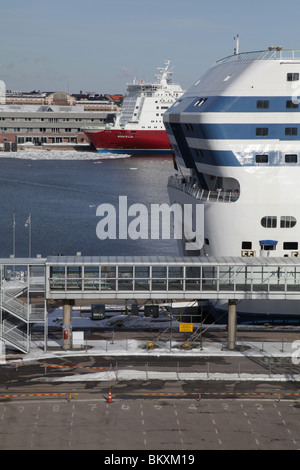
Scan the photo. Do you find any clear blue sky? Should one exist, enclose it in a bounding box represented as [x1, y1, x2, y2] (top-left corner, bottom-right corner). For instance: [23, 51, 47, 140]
[1, 0, 300, 94]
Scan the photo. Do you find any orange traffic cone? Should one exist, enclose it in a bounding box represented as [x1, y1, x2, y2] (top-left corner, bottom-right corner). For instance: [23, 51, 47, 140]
[108, 389, 112, 403]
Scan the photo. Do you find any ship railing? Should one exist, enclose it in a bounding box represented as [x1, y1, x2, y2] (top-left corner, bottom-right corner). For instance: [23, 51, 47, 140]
[216, 49, 300, 65]
[168, 175, 240, 203]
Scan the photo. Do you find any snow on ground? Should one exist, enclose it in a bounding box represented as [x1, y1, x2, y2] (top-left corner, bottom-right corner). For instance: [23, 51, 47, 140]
[0, 149, 131, 160]
[2, 306, 299, 383]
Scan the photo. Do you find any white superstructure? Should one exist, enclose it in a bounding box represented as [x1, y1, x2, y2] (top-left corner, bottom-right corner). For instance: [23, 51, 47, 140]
[164, 48, 300, 259]
[116, 59, 184, 130]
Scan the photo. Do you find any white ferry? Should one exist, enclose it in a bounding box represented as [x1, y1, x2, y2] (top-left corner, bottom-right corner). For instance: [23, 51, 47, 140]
[164, 45, 300, 322]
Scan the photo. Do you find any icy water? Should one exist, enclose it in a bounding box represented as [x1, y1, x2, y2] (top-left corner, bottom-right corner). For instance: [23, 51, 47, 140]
[0, 150, 179, 258]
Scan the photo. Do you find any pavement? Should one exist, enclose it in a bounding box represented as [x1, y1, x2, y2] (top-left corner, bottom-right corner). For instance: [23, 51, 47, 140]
[3, 333, 300, 383]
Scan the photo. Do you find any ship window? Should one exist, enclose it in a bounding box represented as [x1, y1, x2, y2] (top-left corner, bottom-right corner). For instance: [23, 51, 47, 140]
[285, 154, 298, 163]
[280, 216, 297, 228]
[194, 148, 204, 158]
[287, 73, 299, 81]
[256, 128, 268, 136]
[185, 123, 194, 132]
[256, 100, 269, 109]
[285, 127, 298, 136]
[286, 100, 299, 109]
[283, 242, 298, 250]
[242, 241, 252, 249]
[194, 98, 207, 107]
[261, 216, 277, 228]
[256, 154, 268, 163]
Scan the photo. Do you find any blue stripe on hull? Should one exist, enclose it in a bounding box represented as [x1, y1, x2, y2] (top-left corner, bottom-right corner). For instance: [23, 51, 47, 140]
[181, 123, 300, 140]
[166, 96, 300, 114]
[210, 304, 300, 325]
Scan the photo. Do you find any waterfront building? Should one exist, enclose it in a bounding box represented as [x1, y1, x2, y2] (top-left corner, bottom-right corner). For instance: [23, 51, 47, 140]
[0, 90, 120, 148]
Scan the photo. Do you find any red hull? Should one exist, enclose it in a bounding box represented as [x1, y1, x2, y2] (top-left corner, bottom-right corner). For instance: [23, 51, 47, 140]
[83, 128, 172, 154]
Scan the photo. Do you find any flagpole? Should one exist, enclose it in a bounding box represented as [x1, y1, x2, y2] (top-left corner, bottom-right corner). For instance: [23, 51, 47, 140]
[29, 213, 31, 258]
[25, 214, 31, 258]
[13, 213, 15, 258]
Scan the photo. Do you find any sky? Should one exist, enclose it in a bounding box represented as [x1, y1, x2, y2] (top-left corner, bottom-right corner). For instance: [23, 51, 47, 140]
[1, 0, 300, 95]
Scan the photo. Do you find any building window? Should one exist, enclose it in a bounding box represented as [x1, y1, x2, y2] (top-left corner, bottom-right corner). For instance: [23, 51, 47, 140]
[285, 127, 298, 136]
[280, 216, 297, 228]
[286, 100, 299, 109]
[287, 73, 299, 81]
[256, 128, 268, 136]
[256, 100, 269, 109]
[285, 154, 298, 163]
[256, 154, 268, 163]
[261, 216, 277, 228]
[283, 242, 298, 250]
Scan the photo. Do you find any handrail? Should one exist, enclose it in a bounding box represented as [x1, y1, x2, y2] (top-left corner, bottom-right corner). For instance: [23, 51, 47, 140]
[216, 49, 300, 65]
[168, 175, 240, 203]
[2, 290, 29, 321]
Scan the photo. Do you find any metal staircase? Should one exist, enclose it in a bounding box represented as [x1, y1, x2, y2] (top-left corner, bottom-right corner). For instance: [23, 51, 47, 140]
[0, 260, 46, 353]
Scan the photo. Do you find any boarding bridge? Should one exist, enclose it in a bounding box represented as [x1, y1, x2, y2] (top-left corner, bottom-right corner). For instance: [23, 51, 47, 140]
[45, 255, 300, 301]
[3, 255, 300, 353]
[45, 255, 300, 351]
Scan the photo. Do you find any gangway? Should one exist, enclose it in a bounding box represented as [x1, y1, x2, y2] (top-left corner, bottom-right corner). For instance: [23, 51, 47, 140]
[45, 255, 300, 351]
[3, 254, 300, 353]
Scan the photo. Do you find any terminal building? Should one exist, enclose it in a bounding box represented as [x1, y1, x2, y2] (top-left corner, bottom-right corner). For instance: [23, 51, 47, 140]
[0, 87, 121, 149]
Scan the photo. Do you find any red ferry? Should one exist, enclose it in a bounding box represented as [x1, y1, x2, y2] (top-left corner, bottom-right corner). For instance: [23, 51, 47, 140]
[83, 60, 184, 155]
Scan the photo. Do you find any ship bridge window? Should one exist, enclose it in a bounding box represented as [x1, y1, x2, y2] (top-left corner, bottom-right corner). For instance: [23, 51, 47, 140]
[194, 148, 204, 158]
[285, 127, 298, 136]
[285, 154, 298, 163]
[256, 154, 268, 163]
[172, 99, 182, 107]
[286, 100, 299, 109]
[256, 128, 269, 136]
[261, 216, 277, 228]
[194, 98, 207, 107]
[280, 216, 297, 228]
[287, 73, 299, 81]
[256, 100, 269, 109]
[284, 242, 298, 250]
[185, 123, 194, 132]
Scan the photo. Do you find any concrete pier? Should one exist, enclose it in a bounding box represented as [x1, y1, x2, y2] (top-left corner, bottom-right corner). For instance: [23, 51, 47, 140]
[228, 300, 237, 350]
[62, 300, 72, 350]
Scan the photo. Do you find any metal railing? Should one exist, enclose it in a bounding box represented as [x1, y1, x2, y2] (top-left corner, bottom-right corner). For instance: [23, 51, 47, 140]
[2, 319, 28, 353]
[216, 49, 300, 65]
[2, 290, 29, 321]
[168, 174, 240, 202]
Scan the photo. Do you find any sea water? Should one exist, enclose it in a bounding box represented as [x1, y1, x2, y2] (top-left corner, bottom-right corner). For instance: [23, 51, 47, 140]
[0, 150, 180, 258]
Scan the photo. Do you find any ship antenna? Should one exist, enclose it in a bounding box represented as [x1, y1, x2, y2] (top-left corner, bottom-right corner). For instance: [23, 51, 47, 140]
[234, 34, 239, 55]
[156, 59, 172, 84]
